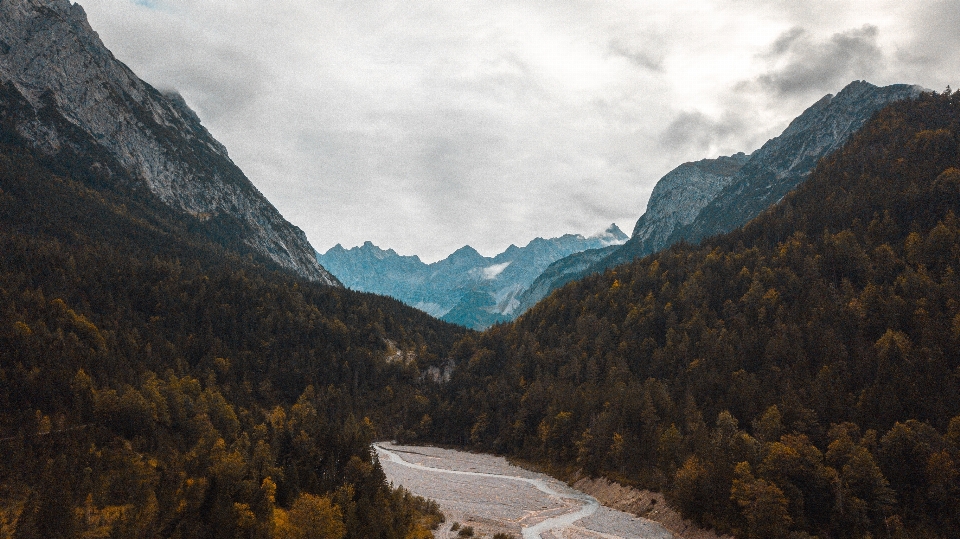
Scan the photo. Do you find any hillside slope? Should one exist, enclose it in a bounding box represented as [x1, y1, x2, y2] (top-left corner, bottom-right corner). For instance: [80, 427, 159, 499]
[0, 129, 464, 536]
[0, 0, 337, 284]
[427, 90, 960, 538]
[523, 81, 923, 312]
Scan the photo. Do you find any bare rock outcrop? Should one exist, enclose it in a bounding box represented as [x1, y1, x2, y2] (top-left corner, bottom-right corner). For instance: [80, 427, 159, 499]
[0, 0, 339, 284]
[518, 80, 924, 307]
[631, 152, 750, 251]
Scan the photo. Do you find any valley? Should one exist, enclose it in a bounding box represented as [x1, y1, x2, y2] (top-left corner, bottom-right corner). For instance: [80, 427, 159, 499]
[2, 1, 959, 538]
[320, 81, 923, 330]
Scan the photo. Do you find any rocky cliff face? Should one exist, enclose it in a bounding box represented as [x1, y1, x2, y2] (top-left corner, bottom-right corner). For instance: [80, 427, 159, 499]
[518, 80, 924, 310]
[629, 152, 750, 255]
[0, 0, 338, 284]
[318, 224, 627, 329]
[673, 80, 925, 247]
[605, 80, 924, 269]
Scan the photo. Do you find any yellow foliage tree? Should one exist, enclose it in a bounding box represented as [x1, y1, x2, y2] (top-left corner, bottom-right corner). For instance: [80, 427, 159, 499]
[273, 494, 345, 539]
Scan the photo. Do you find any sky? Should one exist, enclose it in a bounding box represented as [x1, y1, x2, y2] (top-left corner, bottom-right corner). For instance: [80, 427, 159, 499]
[80, 0, 959, 262]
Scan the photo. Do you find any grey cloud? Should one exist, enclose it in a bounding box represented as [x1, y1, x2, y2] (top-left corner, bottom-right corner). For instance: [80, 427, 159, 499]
[888, 1, 960, 89]
[168, 51, 266, 126]
[81, 0, 959, 264]
[658, 110, 746, 157]
[450, 53, 546, 107]
[766, 27, 805, 57]
[756, 25, 883, 97]
[607, 39, 664, 72]
[574, 189, 636, 223]
[82, 6, 267, 128]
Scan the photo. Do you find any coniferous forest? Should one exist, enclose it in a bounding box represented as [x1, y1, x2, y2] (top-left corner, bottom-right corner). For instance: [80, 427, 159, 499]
[0, 131, 467, 537]
[3, 31, 960, 539]
[418, 90, 960, 538]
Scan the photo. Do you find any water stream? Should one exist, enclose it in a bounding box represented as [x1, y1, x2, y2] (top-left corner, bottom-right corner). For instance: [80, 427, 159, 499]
[374, 443, 600, 539]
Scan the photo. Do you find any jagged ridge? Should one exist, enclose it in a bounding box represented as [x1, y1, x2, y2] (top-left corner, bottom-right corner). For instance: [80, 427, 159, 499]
[518, 80, 924, 311]
[318, 224, 628, 329]
[0, 0, 338, 284]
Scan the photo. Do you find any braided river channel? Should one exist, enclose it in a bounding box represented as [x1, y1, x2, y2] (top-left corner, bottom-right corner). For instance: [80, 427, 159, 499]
[374, 443, 673, 539]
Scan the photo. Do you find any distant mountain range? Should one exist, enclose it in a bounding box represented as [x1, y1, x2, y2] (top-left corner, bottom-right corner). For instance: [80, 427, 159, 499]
[318, 224, 627, 329]
[517, 80, 924, 311]
[323, 81, 923, 327]
[0, 0, 338, 284]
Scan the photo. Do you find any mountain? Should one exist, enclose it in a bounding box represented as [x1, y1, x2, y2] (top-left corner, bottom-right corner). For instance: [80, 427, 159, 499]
[515, 153, 750, 313]
[0, 0, 338, 284]
[631, 152, 751, 248]
[318, 224, 628, 329]
[521, 81, 924, 309]
[609, 80, 925, 268]
[319, 241, 428, 299]
[0, 3, 467, 536]
[511, 244, 620, 316]
[664, 80, 926, 247]
[425, 89, 960, 538]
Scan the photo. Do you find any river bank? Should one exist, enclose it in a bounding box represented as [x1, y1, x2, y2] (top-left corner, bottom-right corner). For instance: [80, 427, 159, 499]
[568, 476, 730, 539]
[375, 442, 672, 539]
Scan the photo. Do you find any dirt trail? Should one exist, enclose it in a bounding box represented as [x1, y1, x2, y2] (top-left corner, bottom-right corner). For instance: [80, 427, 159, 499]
[375, 443, 671, 539]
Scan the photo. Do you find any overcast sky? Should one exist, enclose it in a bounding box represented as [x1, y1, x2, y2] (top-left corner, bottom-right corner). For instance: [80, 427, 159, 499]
[81, 0, 958, 262]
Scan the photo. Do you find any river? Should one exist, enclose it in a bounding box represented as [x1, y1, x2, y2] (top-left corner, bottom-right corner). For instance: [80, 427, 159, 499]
[374, 442, 672, 539]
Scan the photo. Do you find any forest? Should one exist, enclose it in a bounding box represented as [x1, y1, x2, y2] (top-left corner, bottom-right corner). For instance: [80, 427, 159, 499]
[4, 64, 960, 539]
[419, 90, 960, 538]
[0, 133, 468, 538]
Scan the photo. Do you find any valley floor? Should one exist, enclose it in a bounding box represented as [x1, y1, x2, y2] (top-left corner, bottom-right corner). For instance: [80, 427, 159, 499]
[374, 442, 672, 539]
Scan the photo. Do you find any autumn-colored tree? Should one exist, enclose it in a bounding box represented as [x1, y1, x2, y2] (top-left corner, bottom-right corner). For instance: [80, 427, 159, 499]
[274, 493, 345, 539]
[730, 462, 792, 539]
[423, 89, 960, 537]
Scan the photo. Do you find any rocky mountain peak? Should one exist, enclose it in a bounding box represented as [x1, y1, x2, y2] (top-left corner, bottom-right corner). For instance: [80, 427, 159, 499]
[676, 80, 924, 245]
[318, 227, 632, 329]
[616, 80, 924, 265]
[0, 0, 339, 284]
[591, 223, 629, 243]
[360, 241, 402, 260]
[448, 245, 484, 263]
[516, 80, 924, 314]
[628, 151, 751, 245]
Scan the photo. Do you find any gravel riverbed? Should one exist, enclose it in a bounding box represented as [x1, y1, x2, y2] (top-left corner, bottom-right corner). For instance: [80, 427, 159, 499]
[375, 442, 673, 539]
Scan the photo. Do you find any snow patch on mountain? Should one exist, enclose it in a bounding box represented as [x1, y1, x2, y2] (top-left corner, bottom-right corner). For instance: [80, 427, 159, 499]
[318, 225, 629, 329]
